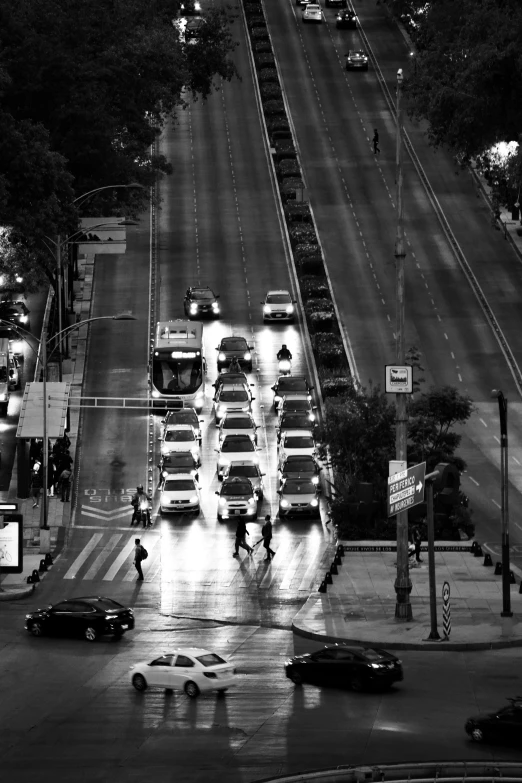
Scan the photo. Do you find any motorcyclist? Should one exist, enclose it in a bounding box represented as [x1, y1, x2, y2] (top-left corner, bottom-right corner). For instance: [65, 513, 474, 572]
[228, 357, 241, 373]
[131, 484, 152, 527]
[277, 345, 292, 362]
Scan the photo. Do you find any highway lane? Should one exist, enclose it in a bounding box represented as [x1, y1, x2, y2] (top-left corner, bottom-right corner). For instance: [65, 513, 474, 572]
[264, 0, 522, 559]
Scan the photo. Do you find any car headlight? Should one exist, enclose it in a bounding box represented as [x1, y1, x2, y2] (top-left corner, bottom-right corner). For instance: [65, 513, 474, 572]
[25, 614, 33, 619]
[263, 304, 271, 314]
[219, 497, 227, 506]
[189, 495, 198, 504]
[280, 499, 289, 508]
[219, 457, 229, 466]
[312, 475, 319, 485]
[244, 352, 251, 361]
[162, 470, 169, 478]
[10, 340, 23, 354]
[190, 303, 198, 312]
[20, 314, 28, 323]
[191, 448, 199, 459]
[152, 390, 160, 398]
[247, 507, 255, 515]
[196, 392, 204, 401]
[370, 663, 384, 669]
[306, 394, 312, 401]
[310, 498, 318, 507]
[218, 352, 226, 361]
[212, 302, 219, 310]
[241, 406, 250, 412]
[248, 497, 255, 505]
[286, 305, 294, 314]
[106, 614, 118, 620]
[195, 1, 201, 9]
[274, 395, 281, 403]
[0, 392, 6, 401]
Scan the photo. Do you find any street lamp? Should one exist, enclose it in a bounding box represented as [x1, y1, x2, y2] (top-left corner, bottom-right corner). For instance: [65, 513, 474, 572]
[393, 67, 412, 620]
[0, 313, 136, 544]
[491, 389, 513, 617]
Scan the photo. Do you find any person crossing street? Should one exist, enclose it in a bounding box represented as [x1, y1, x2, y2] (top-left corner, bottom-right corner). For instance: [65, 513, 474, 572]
[134, 538, 147, 581]
[233, 519, 253, 557]
[261, 515, 276, 562]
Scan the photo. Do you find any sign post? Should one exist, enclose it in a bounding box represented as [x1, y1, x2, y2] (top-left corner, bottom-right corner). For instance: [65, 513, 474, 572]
[387, 462, 426, 517]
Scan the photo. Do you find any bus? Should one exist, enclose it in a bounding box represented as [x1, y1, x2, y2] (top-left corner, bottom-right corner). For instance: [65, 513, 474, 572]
[150, 320, 205, 410]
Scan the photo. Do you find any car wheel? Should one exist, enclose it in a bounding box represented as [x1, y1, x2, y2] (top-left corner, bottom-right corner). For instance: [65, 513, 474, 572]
[217, 688, 228, 693]
[132, 674, 147, 692]
[470, 727, 485, 743]
[184, 681, 200, 698]
[289, 671, 303, 686]
[350, 675, 365, 692]
[84, 626, 98, 642]
[30, 621, 44, 637]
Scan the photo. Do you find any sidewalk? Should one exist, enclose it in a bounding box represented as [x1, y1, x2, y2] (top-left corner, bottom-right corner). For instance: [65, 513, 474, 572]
[292, 541, 522, 650]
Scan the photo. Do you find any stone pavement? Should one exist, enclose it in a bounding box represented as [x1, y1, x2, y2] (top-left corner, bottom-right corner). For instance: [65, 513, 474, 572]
[292, 541, 522, 651]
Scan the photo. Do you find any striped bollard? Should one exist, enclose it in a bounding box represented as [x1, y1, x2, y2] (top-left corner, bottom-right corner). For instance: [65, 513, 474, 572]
[442, 581, 451, 640]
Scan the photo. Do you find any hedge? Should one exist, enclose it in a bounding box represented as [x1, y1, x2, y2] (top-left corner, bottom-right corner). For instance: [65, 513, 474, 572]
[250, 27, 270, 41]
[304, 297, 334, 315]
[255, 53, 275, 67]
[254, 41, 272, 54]
[309, 311, 335, 333]
[297, 256, 324, 275]
[284, 203, 312, 223]
[278, 159, 301, 179]
[300, 275, 329, 298]
[311, 333, 345, 368]
[321, 376, 353, 398]
[261, 84, 283, 102]
[247, 17, 266, 28]
[258, 68, 279, 84]
[294, 243, 320, 261]
[288, 224, 317, 247]
[263, 100, 285, 117]
[280, 177, 305, 200]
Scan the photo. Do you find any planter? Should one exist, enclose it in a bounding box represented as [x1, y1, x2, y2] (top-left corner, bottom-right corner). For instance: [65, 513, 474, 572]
[263, 99, 285, 116]
[284, 202, 311, 222]
[309, 311, 335, 333]
[288, 224, 317, 248]
[280, 177, 305, 201]
[300, 275, 329, 297]
[247, 17, 267, 28]
[261, 84, 283, 102]
[255, 53, 275, 67]
[274, 141, 297, 161]
[321, 376, 353, 398]
[254, 41, 273, 54]
[294, 243, 320, 261]
[304, 297, 334, 315]
[311, 333, 345, 368]
[258, 68, 279, 84]
[250, 27, 270, 41]
[278, 159, 301, 180]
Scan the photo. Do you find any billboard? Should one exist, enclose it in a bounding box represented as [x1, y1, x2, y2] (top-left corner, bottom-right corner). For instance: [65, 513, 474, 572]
[0, 514, 23, 574]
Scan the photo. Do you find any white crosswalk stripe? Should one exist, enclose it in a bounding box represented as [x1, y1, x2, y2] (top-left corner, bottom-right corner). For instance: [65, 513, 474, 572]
[83, 533, 123, 580]
[63, 533, 103, 579]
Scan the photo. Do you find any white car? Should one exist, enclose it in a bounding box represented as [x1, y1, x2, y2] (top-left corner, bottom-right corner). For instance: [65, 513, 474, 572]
[222, 460, 265, 501]
[278, 477, 320, 518]
[130, 648, 237, 698]
[219, 411, 258, 444]
[161, 424, 201, 464]
[215, 476, 257, 521]
[278, 430, 316, 466]
[213, 384, 254, 424]
[262, 290, 296, 322]
[159, 474, 200, 515]
[216, 434, 259, 479]
[302, 4, 322, 22]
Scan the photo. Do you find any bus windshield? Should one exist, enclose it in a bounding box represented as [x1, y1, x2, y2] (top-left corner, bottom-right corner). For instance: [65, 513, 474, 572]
[153, 356, 203, 395]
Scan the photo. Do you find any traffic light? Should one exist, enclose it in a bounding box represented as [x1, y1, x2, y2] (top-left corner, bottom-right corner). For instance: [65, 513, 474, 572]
[433, 463, 460, 505]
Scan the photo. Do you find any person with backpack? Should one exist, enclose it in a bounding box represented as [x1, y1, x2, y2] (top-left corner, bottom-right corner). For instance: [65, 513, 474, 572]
[261, 515, 276, 562]
[134, 538, 148, 580]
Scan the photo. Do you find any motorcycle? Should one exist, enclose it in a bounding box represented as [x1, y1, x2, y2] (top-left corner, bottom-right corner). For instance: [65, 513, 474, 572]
[278, 358, 292, 375]
[135, 498, 151, 528]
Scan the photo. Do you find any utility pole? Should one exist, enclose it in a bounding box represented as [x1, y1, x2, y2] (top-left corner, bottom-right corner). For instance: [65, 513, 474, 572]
[393, 67, 412, 620]
[492, 389, 512, 617]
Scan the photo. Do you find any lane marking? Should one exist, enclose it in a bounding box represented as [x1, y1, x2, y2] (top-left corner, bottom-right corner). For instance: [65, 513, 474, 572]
[63, 533, 103, 579]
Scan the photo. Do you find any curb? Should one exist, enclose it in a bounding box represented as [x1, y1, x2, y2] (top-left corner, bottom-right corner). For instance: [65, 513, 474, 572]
[0, 583, 36, 601]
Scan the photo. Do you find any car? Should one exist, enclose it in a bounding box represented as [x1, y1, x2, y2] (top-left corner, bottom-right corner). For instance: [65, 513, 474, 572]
[272, 376, 313, 409]
[278, 395, 317, 424]
[285, 645, 404, 690]
[336, 9, 357, 27]
[345, 50, 368, 70]
[279, 454, 321, 485]
[160, 474, 200, 515]
[130, 648, 237, 698]
[216, 434, 259, 479]
[7, 352, 20, 390]
[278, 477, 320, 518]
[222, 460, 265, 501]
[213, 384, 254, 424]
[159, 452, 199, 480]
[185, 16, 206, 41]
[180, 0, 202, 16]
[25, 596, 135, 642]
[160, 424, 201, 464]
[278, 431, 316, 464]
[302, 4, 323, 22]
[0, 300, 30, 331]
[277, 412, 315, 441]
[161, 407, 203, 441]
[262, 290, 297, 322]
[219, 411, 258, 444]
[465, 697, 522, 745]
[296, 0, 311, 5]
[216, 336, 254, 372]
[215, 476, 257, 521]
[326, 0, 346, 7]
[183, 286, 220, 318]
[213, 371, 253, 394]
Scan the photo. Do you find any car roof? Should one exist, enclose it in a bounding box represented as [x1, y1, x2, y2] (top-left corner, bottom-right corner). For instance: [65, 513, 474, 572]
[276, 375, 308, 384]
[349, 50, 365, 55]
[163, 473, 195, 481]
[282, 430, 314, 438]
[161, 648, 213, 656]
[218, 384, 248, 392]
[165, 423, 194, 431]
[266, 289, 291, 296]
[284, 454, 315, 462]
[220, 336, 248, 344]
[223, 476, 252, 485]
[222, 434, 253, 442]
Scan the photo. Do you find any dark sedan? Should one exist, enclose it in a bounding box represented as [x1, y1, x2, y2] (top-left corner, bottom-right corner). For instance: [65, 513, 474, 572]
[465, 698, 522, 745]
[25, 596, 135, 642]
[336, 9, 357, 28]
[285, 645, 403, 691]
[0, 300, 30, 331]
[183, 286, 220, 318]
[279, 454, 321, 484]
[216, 336, 254, 372]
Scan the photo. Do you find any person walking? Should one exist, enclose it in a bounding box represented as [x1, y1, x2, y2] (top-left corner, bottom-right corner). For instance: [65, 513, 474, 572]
[412, 525, 423, 562]
[261, 515, 276, 562]
[59, 468, 72, 502]
[57, 448, 73, 475]
[31, 467, 42, 509]
[134, 538, 146, 581]
[372, 128, 380, 154]
[233, 519, 253, 557]
[47, 454, 56, 497]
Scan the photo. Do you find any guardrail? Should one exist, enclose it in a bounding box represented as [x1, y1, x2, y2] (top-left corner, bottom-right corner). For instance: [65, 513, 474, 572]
[67, 396, 181, 410]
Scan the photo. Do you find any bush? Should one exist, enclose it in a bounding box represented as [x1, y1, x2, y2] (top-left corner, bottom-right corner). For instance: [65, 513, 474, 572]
[275, 141, 297, 161]
[294, 243, 320, 261]
[266, 117, 290, 136]
[311, 333, 345, 368]
[284, 203, 311, 222]
[280, 177, 304, 200]
[254, 41, 272, 54]
[255, 53, 275, 68]
[288, 224, 317, 248]
[263, 99, 285, 116]
[278, 159, 301, 179]
[300, 275, 329, 297]
[261, 83, 283, 102]
[258, 68, 279, 84]
[309, 311, 335, 333]
[297, 256, 324, 275]
[321, 376, 353, 398]
[250, 27, 270, 41]
[247, 16, 266, 28]
[304, 297, 333, 315]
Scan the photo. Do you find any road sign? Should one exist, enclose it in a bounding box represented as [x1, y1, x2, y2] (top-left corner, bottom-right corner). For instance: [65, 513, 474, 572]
[385, 365, 412, 393]
[442, 581, 451, 639]
[387, 462, 426, 517]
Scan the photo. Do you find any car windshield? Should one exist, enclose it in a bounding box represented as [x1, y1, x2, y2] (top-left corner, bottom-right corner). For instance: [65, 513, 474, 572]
[285, 436, 314, 449]
[229, 466, 258, 478]
[221, 339, 247, 351]
[165, 430, 195, 442]
[222, 439, 255, 453]
[283, 400, 309, 411]
[224, 418, 251, 428]
[162, 456, 193, 467]
[267, 294, 290, 304]
[167, 412, 197, 425]
[284, 480, 315, 494]
[221, 483, 252, 496]
[192, 290, 214, 300]
[196, 653, 227, 667]
[282, 414, 309, 426]
[284, 458, 314, 472]
[277, 378, 308, 392]
[220, 391, 248, 402]
[164, 479, 194, 492]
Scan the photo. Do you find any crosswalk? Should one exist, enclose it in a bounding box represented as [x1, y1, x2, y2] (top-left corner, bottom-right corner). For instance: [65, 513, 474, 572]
[59, 529, 333, 589]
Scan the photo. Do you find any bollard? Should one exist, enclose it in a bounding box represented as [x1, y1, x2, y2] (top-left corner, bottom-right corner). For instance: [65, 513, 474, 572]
[26, 574, 33, 584]
[483, 553, 493, 567]
[31, 569, 40, 583]
[494, 561, 503, 575]
[334, 553, 342, 566]
[44, 553, 53, 566]
[330, 562, 338, 576]
[510, 570, 516, 585]
[474, 545, 483, 558]
[39, 559, 48, 573]
[471, 541, 478, 554]
[337, 544, 345, 557]
[318, 580, 327, 593]
[325, 571, 333, 585]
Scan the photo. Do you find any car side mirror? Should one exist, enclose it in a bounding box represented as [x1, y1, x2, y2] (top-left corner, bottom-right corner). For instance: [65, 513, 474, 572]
[215, 491, 219, 496]
[249, 346, 254, 350]
[251, 398, 256, 402]
[161, 419, 166, 424]
[261, 473, 266, 476]
[199, 419, 204, 422]
[214, 449, 219, 453]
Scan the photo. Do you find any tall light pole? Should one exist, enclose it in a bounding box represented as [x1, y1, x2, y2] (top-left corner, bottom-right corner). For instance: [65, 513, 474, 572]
[491, 389, 512, 617]
[393, 67, 412, 620]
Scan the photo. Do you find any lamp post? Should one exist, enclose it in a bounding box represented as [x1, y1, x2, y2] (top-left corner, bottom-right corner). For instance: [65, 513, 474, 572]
[393, 67, 412, 620]
[1, 313, 136, 543]
[491, 389, 512, 617]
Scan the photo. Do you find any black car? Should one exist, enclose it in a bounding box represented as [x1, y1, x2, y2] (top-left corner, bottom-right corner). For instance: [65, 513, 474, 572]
[285, 645, 403, 691]
[326, 0, 347, 7]
[345, 50, 369, 70]
[25, 596, 135, 642]
[280, 454, 321, 484]
[159, 452, 199, 480]
[216, 336, 254, 372]
[272, 376, 313, 408]
[336, 9, 357, 28]
[180, 0, 202, 15]
[213, 371, 251, 391]
[183, 286, 220, 318]
[277, 412, 315, 439]
[465, 698, 522, 745]
[0, 300, 30, 331]
[185, 16, 205, 41]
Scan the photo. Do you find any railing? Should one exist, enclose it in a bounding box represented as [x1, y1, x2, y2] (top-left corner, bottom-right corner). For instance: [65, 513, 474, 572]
[67, 396, 183, 410]
[255, 762, 522, 783]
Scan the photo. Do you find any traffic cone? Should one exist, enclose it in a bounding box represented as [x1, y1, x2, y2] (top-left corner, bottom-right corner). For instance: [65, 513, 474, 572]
[31, 569, 40, 583]
[330, 562, 338, 576]
[494, 561, 503, 575]
[325, 571, 333, 585]
[39, 559, 47, 573]
[318, 579, 327, 593]
[483, 553, 493, 567]
[474, 545, 483, 558]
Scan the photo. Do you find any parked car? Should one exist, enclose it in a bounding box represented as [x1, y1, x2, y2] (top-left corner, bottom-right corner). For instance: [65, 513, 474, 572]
[216, 476, 257, 521]
[345, 50, 368, 70]
[216, 336, 254, 372]
[222, 460, 265, 501]
[278, 477, 320, 518]
[25, 596, 135, 641]
[130, 648, 237, 698]
[285, 645, 403, 690]
[185, 17, 206, 41]
[183, 286, 220, 318]
[302, 4, 323, 22]
[159, 474, 200, 515]
[262, 290, 297, 322]
[465, 698, 522, 745]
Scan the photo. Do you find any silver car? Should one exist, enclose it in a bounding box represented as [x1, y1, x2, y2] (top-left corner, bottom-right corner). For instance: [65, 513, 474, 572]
[215, 476, 258, 521]
[278, 477, 320, 518]
[219, 411, 258, 444]
[213, 384, 254, 424]
[222, 460, 265, 501]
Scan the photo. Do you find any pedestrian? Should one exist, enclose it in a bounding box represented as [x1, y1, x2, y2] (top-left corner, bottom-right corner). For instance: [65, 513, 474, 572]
[31, 466, 42, 508]
[412, 525, 423, 562]
[233, 519, 253, 557]
[372, 128, 380, 154]
[47, 454, 56, 497]
[57, 448, 73, 472]
[59, 468, 72, 502]
[261, 515, 276, 562]
[134, 538, 146, 581]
